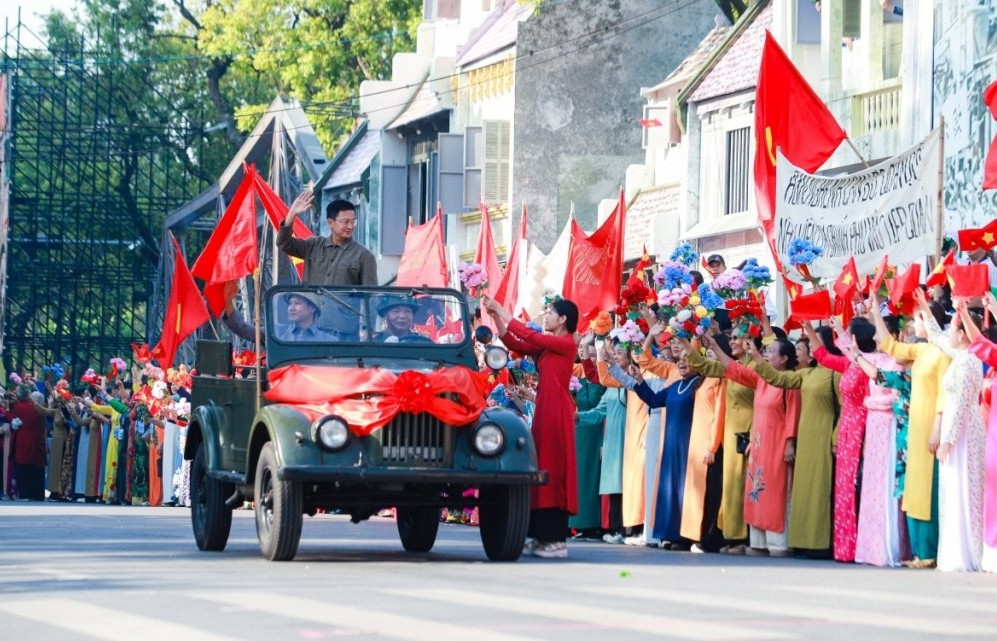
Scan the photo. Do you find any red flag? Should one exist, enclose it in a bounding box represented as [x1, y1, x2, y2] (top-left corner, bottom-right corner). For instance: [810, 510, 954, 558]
[474, 203, 503, 299]
[958, 219, 997, 251]
[152, 234, 211, 369]
[782, 275, 803, 301]
[415, 314, 439, 341]
[494, 203, 528, 313]
[396, 205, 449, 288]
[869, 254, 890, 293]
[984, 79, 997, 189]
[790, 290, 832, 321]
[191, 167, 260, 316]
[254, 172, 314, 280]
[440, 305, 463, 341]
[625, 244, 653, 288]
[886, 263, 922, 307]
[833, 257, 860, 300]
[563, 189, 627, 325]
[950, 264, 990, 298]
[927, 249, 956, 288]
[754, 32, 847, 267]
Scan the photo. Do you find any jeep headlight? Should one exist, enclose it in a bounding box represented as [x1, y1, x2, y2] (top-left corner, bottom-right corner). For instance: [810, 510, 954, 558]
[313, 415, 350, 451]
[472, 422, 505, 457]
[484, 346, 509, 371]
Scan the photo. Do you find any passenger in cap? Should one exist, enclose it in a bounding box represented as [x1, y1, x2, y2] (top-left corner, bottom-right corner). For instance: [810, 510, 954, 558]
[375, 297, 430, 343]
[275, 292, 336, 342]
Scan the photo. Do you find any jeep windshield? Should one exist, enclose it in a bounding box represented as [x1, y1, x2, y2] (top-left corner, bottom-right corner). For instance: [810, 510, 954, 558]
[267, 286, 469, 346]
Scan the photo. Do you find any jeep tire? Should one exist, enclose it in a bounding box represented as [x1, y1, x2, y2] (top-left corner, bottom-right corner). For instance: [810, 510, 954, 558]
[254, 442, 303, 561]
[478, 485, 530, 561]
[396, 505, 441, 553]
[191, 441, 234, 551]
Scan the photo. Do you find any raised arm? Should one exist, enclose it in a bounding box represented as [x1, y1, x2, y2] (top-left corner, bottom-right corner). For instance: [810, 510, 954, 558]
[812, 342, 851, 374]
[752, 360, 804, 389]
[724, 360, 760, 389]
[684, 346, 726, 379]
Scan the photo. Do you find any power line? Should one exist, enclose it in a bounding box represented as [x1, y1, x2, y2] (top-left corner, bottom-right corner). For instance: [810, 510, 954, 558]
[2, 0, 701, 139]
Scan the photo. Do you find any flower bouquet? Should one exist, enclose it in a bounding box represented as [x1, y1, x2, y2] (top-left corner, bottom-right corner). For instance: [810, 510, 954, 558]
[787, 238, 824, 286]
[667, 283, 726, 339]
[711, 269, 748, 300]
[457, 261, 489, 298]
[108, 357, 128, 379]
[727, 293, 765, 339]
[569, 376, 582, 393]
[669, 242, 699, 268]
[741, 258, 773, 293]
[609, 319, 647, 355]
[653, 260, 695, 319]
[588, 310, 614, 338]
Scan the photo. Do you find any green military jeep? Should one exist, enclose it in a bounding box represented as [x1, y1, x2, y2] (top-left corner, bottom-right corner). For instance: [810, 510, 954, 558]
[184, 285, 543, 561]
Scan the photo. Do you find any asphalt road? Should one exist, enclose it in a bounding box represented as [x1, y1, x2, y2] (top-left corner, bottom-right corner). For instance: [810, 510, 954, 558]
[1, 502, 995, 640]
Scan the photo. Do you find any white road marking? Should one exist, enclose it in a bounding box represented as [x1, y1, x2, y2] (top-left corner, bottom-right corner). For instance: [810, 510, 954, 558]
[383, 587, 792, 640]
[195, 591, 542, 641]
[577, 585, 997, 636]
[0, 598, 243, 641]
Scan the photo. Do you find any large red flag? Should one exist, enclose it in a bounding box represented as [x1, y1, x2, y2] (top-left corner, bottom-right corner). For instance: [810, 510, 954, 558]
[754, 32, 847, 265]
[396, 205, 449, 288]
[984, 79, 997, 189]
[474, 203, 503, 300]
[191, 167, 260, 316]
[563, 189, 627, 325]
[474, 203, 504, 330]
[253, 173, 314, 280]
[494, 203, 528, 314]
[152, 234, 211, 369]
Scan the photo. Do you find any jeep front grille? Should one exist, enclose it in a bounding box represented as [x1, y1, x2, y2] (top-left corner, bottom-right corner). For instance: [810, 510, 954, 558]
[378, 413, 453, 467]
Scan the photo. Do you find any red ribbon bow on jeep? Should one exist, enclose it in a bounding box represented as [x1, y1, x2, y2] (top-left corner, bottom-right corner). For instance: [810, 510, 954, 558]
[265, 365, 491, 436]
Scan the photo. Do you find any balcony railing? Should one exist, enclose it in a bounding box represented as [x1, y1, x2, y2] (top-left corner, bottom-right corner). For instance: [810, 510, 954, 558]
[850, 80, 902, 138]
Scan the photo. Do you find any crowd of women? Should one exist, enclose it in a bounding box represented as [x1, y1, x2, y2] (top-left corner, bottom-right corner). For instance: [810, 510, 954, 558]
[0, 362, 194, 509]
[477, 252, 997, 571]
[567, 287, 997, 570]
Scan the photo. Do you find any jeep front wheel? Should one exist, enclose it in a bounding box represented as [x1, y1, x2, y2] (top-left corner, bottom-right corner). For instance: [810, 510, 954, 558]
[254, 442, 303, 561]
[191, 441, 234, 551]
[396, 506, 441, 553]
[478, 485, 530, 561]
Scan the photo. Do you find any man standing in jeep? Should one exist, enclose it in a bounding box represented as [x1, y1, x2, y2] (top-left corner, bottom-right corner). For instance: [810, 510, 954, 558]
[278, 191, 378, 286]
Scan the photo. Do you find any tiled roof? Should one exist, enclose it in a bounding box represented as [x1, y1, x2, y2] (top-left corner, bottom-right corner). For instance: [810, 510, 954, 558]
[624, 186, 680, 259]
[388, 82, 447, 129]
[456, 0, 533, 69]
[687, 3, 773, 103]
[325, 128, 379, 189]
[659, 24, 733, 90]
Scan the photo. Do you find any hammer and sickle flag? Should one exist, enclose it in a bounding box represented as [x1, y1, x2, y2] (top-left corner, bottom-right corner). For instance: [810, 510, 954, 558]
[754, 32, 847, 267]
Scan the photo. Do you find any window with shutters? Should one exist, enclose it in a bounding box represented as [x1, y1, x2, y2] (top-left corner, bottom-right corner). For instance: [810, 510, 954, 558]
[724, 127, 750, 216]
[482, 120, 510, 204]
[842, 0, 861, 39]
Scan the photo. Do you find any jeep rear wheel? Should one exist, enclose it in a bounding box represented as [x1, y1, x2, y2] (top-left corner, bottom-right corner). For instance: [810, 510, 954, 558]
[396, 506, 441, 553]
[191, 442, 234, 551]
[478, 485, 529, 561]
[254, 442, 303, 561]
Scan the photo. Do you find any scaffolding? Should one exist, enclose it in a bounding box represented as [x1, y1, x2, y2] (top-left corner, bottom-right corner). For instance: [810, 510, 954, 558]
[158, 96, 331, 367]
[0, 18, 213, 378]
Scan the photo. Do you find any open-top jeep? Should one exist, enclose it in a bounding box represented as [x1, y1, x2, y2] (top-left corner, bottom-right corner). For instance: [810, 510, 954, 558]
[184, 285, 544, 561]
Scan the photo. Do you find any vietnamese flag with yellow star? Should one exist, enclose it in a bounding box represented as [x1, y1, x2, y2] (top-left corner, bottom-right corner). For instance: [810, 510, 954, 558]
[754, 32, 847, 265]
[958, 219, 997, 252]
[152, 233, 211, 368]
